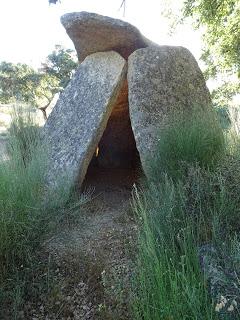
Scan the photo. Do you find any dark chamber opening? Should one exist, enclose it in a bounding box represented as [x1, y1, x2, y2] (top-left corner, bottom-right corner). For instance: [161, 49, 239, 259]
[82, 80, 141, 191]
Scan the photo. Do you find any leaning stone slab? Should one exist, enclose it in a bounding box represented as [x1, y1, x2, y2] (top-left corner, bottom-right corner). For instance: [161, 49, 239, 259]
[61, 11, 152, 62]
[128, 46, 212, 176]
[43, 51, 126, 191]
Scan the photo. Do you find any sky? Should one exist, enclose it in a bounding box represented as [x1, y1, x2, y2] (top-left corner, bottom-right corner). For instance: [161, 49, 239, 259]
[0, 0, 203, 69]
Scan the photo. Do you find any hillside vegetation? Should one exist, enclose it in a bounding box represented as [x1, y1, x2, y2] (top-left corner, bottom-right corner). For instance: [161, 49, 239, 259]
[0, 105, 239, 319]
[132, 107, 240, 319]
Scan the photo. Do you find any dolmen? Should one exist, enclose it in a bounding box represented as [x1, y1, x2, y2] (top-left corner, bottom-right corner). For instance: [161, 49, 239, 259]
[43, 12, 211, 192]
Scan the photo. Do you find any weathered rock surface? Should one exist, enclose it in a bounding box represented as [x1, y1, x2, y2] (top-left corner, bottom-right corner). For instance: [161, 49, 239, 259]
[43, 51, 126, 190]
[199, 244, 240, 318]
[61, 11, 152, 62]
[128, 46, 212, 175]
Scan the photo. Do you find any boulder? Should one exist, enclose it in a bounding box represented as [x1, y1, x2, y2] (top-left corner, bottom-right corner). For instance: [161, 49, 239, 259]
[61, 11, 152, 62]
[43, 51, 126, 190]
[127, 46, 212, 176]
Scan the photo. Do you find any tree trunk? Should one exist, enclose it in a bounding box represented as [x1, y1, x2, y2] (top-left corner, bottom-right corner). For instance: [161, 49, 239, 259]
[39, 101, 51, 121]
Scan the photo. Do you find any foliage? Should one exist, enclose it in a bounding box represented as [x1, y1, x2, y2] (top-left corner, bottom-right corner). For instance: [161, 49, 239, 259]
[132, 107, 240, 319]
[180, 0, 240, 107]
[183, 1, 240, 77]
[0, 62, 36, 104]
[147, 107, 225, 181]
[0, 45, 77, 117]
[0, 112, 48, 287]
[211, 80, 240, 108]
[132, 166, 240, 319]
[0, 109, 88, 318]
[132, 179, 216, 320]
[146, 0, 240, 107]
[41, 45, 78, 88]
[0, 61, 59, 109]
[7, 109, 41, 165]
[215, 106, 231, 130]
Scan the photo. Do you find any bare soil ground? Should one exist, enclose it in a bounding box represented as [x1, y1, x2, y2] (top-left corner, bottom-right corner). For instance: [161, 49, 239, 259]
[21, 168, 139, 320]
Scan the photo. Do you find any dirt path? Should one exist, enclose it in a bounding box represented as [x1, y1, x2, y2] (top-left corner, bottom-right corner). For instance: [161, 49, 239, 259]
[23, 168, 139, 320]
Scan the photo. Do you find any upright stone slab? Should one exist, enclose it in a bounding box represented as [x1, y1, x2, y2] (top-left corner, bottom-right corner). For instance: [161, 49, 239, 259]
[128, 46, 212, 176]
[61, 11, 153, 62]
[43, 51, 126, 190]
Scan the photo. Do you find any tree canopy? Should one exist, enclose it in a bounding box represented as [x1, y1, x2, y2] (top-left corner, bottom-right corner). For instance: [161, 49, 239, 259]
[41, 45, 77, 88]
[181, 0, 240, 107]
[0, 45, 77, 119]
[183, 1, 240, 77]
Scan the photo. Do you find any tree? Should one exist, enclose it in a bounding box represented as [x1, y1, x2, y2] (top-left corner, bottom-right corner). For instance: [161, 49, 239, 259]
[0, 62, 60, 120]
[0, 62, 36, 104]
[41, 45, 77, 88]
[26, 72, 60, 120]
[0, 46, 77, 120]
[182, 0, 240, 105]
[183, 1, 239, 75]
[156, 0, 240, 106]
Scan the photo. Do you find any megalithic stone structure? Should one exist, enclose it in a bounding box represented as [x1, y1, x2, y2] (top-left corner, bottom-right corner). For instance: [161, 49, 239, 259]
[43, 12, 212, 193]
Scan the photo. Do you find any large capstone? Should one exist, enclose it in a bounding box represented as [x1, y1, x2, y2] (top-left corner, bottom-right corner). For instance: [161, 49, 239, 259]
[128, 46, 212, 176]
[61, 11, 153, 62]
[43, 51, 126, 190]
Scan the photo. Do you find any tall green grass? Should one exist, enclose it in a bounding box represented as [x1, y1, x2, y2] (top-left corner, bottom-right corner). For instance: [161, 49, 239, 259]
[132, 107, 240, 319]
[148, 107, 225, 181]
[0, 108, 88, 318]
[0, 111, 47, 277]
[132, 180, 215, 320]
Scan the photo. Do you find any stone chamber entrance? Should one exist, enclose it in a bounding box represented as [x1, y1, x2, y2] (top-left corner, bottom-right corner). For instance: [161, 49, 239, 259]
[82, 80, 142, 192]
